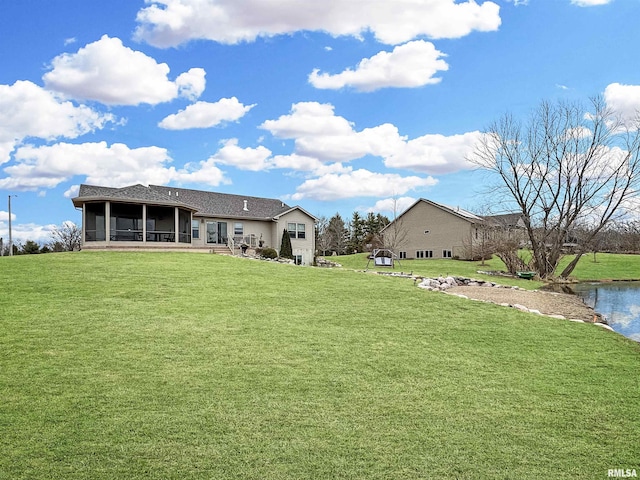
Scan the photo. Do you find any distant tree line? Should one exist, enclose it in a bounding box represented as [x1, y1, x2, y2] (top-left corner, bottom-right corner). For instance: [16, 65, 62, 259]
[1, 222, 81, 256]
[316, 211, 390, 256]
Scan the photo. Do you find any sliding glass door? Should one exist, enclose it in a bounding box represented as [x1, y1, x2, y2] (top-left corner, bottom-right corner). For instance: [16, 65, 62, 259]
[206, 221, 228, 244]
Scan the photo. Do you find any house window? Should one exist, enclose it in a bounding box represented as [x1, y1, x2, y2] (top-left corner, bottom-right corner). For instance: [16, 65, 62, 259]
[427, 250, 433, 258]
[288, 223, 306, 239]
[399, 251, 407, 259]
[443, 250, 452, 258]
[416, 250, 424, 259]
[234, 222, 243, 236]
[192, 220, 200, 239]
[294, 255, 303, 265]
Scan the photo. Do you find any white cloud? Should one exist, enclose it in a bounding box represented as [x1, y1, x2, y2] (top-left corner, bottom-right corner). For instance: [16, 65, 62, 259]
[43, 35, 206, 105]
[175, 68, 207, 100]
[309, 41, 448, 92]
[135, 0, 501, 47]
[271, 153, 326, 172]
[171, 158, 229, 186]
[571, 0, 612, 6]
[0, 142, 174, 190]
[0, 141, 230, 191]
[270, 154, 352, 175]
[290, 168, 437, 201]
[206, 138, 272, 171]
[0, 210, 16, 222]
[0, 220, 56, 246]
[366, 196, 417, 215]
[261, 102, 354, 139]
[262, 102, 480, 175]
[159, 97, 255, 129]
[384, 131, 483, 174]
[604, 83, 640, 126]
[63, 185, 80, 198]
[261, 102, 405, 162]
[0, 80, 116, 164]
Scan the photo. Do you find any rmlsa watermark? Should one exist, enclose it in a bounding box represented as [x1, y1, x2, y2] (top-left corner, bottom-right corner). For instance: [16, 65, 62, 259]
[608, 469, 637, 478]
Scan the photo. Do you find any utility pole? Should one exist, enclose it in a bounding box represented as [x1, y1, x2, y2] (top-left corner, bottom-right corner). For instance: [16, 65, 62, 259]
[8, 194, 15, 256]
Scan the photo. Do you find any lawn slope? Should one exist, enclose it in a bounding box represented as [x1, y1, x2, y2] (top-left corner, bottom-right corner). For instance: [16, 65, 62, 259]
[1, 252, 639, 479]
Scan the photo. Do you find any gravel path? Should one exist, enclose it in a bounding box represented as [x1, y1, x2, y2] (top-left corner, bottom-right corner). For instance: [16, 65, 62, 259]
[446, 285, 598, 322]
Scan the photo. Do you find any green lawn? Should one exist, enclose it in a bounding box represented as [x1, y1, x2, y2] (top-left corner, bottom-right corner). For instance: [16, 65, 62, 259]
[337, 251, 640, 286]
[1, 252, 639, 479]
[559, 253, 640, 281]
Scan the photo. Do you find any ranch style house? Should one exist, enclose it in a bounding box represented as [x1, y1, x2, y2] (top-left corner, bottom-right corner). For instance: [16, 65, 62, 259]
[72, 184, 317, 265]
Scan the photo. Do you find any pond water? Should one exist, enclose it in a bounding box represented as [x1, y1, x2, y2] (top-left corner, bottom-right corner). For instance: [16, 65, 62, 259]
[571, 282, 640, 342]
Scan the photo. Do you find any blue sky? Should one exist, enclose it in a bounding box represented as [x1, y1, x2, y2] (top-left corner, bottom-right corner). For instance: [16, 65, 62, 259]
[1, 0, 639, 245]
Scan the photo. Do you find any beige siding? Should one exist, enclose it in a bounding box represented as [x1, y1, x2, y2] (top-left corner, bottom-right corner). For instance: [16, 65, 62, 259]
[191, 217, 275, 248]
[396, 201, 478, 260]
[276, 210, 315, 265]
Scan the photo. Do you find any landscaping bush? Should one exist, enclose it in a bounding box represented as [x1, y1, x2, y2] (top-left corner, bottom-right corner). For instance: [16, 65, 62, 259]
[279, 228, 293, 259]
[260, 247, 277, 259]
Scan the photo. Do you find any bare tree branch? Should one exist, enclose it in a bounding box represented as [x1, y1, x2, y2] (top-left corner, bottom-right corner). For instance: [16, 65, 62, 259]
[469, 97, 640, 279]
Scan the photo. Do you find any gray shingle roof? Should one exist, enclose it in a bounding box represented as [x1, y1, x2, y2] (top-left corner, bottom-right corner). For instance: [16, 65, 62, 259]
[149, 185, 291, 219]
[483, 213, 525, 227]
[74, 184, 294, 220]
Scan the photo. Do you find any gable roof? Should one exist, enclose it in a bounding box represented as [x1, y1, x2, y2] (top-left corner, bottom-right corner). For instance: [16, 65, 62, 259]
[430, 200, 483, 222]
[483, 212, 525, 228]
[73, 183, 314, 222]
[382, 198, 483, 231]
[274, 205, 319, 222]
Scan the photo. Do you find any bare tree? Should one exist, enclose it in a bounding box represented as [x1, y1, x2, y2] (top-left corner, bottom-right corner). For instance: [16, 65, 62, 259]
[50, 221, 82, 252]
[470, 97, 640, 278]
[382, 197, 409, 255]
[315, 215, 332, 256]
[326, 213, 348, 255]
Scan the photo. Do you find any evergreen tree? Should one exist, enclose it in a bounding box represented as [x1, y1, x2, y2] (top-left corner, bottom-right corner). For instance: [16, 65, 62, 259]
[348, 211, 365, 253]
[22, 240, 41, 254]
[279, 228, 293, 259]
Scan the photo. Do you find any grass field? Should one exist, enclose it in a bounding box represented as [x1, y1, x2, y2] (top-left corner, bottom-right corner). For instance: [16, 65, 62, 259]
[337, 251, 640, 285]
[1, 252, 639, 479]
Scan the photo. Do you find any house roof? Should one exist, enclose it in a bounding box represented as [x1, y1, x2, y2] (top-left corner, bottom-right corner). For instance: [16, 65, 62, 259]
[382, 198, 483, 231]
[72, 183, 314, 221]
[431, 201, 483, 221]
[72, 184, 193, 210]
[482, 212, 525, 227]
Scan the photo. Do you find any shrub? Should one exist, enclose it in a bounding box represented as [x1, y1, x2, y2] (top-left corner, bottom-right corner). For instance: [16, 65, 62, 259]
[261, 247, 278, 259]
[280, 228, 293, 259]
